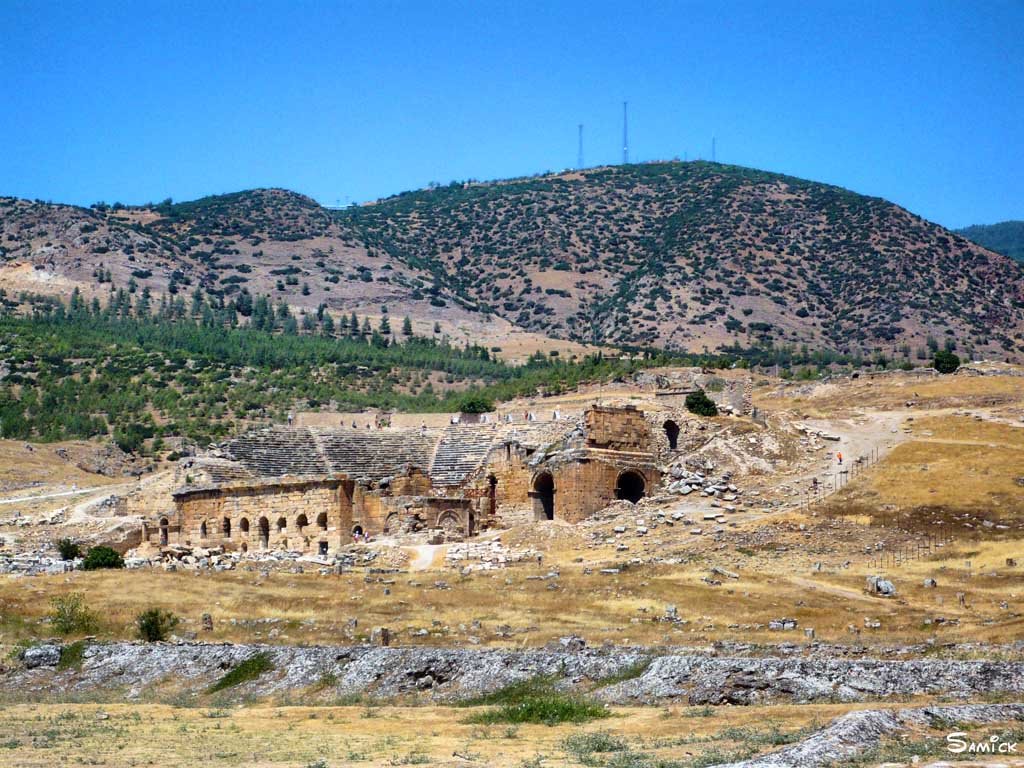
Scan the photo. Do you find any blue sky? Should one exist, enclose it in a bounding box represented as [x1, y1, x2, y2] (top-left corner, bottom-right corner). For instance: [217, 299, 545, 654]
[1, 0, 1021, 229]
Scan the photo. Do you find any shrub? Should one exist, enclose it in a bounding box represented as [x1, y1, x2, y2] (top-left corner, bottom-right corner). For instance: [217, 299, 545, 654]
[207, 651, 274, 693]
[56, 538, 81, 561]
[57, 639, 88, 671]
[685, 390, 719, 417]
[82, 546, 124, 570]
[136, 608, 179, 642]
[933, 349, 961, 374]
[48, 593, 99, 635]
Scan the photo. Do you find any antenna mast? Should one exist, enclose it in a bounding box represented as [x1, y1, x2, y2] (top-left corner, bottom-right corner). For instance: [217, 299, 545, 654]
[622, 101, 629, 164]
[577, 124, 584, 169]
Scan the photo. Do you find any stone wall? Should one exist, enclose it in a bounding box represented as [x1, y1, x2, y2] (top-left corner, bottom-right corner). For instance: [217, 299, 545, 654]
[585, 406, 651, 451]
[172, 478, 353, 555]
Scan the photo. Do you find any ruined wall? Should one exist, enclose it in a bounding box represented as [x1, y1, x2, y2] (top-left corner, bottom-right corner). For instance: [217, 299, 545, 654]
[474, 443, 537, 527]
[174, 479, 353, 555]
[585, 406, 651, 451]
[529, 459, 660, 524]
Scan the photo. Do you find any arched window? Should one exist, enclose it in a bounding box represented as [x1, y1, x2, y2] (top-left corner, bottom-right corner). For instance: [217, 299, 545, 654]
[199, 520, 208, 538]
[258, 517, 270, 548]
[239, 517, 250, 534]
[296, 514, 308, 532]
[316, 512, 328, 531]
[276, 517, 287, 533]
[222, 517, 231, 538]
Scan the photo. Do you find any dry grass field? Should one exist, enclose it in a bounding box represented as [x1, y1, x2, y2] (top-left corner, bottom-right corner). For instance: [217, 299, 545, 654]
[0, 699, 1002, 768]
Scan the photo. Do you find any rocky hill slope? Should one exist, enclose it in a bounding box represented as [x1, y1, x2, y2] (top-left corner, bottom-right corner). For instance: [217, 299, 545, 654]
[2, 162, 1022, 357]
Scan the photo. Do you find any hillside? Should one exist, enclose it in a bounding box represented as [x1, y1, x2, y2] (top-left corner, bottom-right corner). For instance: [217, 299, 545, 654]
[2, 162, 1023, 359]
[957, 220, 1024, 263]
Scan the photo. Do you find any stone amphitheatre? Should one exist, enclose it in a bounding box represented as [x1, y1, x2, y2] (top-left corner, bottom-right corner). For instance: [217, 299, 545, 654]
[2, 361, 1024, 767]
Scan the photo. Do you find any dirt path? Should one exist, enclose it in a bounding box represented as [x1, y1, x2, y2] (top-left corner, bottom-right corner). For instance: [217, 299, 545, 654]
[0, 487, 98, 506]
[405, 544, 443, 571]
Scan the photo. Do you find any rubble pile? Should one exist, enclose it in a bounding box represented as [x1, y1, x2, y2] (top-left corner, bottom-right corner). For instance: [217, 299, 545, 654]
[445, 539, 541, 572]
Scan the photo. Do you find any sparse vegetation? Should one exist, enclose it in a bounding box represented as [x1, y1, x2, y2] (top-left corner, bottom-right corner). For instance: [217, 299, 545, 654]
[207, 652, 274, 693]
[48, 593, 99, 636]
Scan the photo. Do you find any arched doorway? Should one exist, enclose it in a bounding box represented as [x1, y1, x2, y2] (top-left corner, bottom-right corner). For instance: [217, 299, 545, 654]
[222, 517, 231, 538]
[296, 514, 308, 532]
[533, 473, 555, 520]
[352, 524, 364, 540]
[258, 517, 270, 549]
[663, 419, 680, 450]
[615, 470, 646, 504]
[239, 517, 250, 534]
[199, 520, 208, 538]
[316, 512, 328, 531]
[487, 474, 498, 516]
[159, 517, 169, 546]
[276, 517, 287, 533]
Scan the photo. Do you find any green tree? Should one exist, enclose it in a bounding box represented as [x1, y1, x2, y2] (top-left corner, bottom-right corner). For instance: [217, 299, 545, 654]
[933, 349, 960, 374]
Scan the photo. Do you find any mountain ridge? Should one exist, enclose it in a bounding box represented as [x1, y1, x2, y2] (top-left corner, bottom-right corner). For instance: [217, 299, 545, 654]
[957, 220, 1024, 264]
[2, 161, 1022, 360]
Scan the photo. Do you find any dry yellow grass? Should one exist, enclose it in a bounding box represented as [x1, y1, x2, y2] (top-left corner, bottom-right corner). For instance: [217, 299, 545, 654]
[756, 371, 1024, 417]
[825, 414, 1024, 523]
[0, 700, 908, 768]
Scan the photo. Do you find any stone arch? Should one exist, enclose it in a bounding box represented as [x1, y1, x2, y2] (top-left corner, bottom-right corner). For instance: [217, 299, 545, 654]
[222, 517, 231, 538]
[663, 419, 680, 450]
[316, 512, 328, 531]
[615, 470, 646, 504]
[352, 524, 364, 538]
[533, 472, 555, 520]
[239, 517, 250, 534]
[296, 514, 309, 532]
[383, 513, 399, 534]
[258, 517, 270, 549]
[159, 517, 169, 546]
[240, 542, 248, 553]
[437, 510, 462, 534]
[276, 516, 287, 533]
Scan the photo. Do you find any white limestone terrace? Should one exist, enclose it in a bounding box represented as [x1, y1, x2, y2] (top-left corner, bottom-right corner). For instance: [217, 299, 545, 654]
[184, 421, 569, 489]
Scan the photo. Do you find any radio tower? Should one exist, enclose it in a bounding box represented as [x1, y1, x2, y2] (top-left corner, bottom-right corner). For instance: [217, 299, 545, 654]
[622, 101, 629, 164]
[577, 124, 584, 169]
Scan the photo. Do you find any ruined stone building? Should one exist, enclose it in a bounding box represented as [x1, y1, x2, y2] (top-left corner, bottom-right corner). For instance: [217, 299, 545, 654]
[149, 406, 679, 555]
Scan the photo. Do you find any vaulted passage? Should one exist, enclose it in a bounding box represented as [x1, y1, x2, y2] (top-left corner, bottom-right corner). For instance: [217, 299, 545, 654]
[533, 472, 555, 520]
[615, 470, 646, 504]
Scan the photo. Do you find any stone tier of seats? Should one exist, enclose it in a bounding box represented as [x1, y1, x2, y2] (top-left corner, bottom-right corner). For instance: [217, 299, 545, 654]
[221, 428, 329, 477]
[316, 428, 440, 480]
[429, 424, 502, 487]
